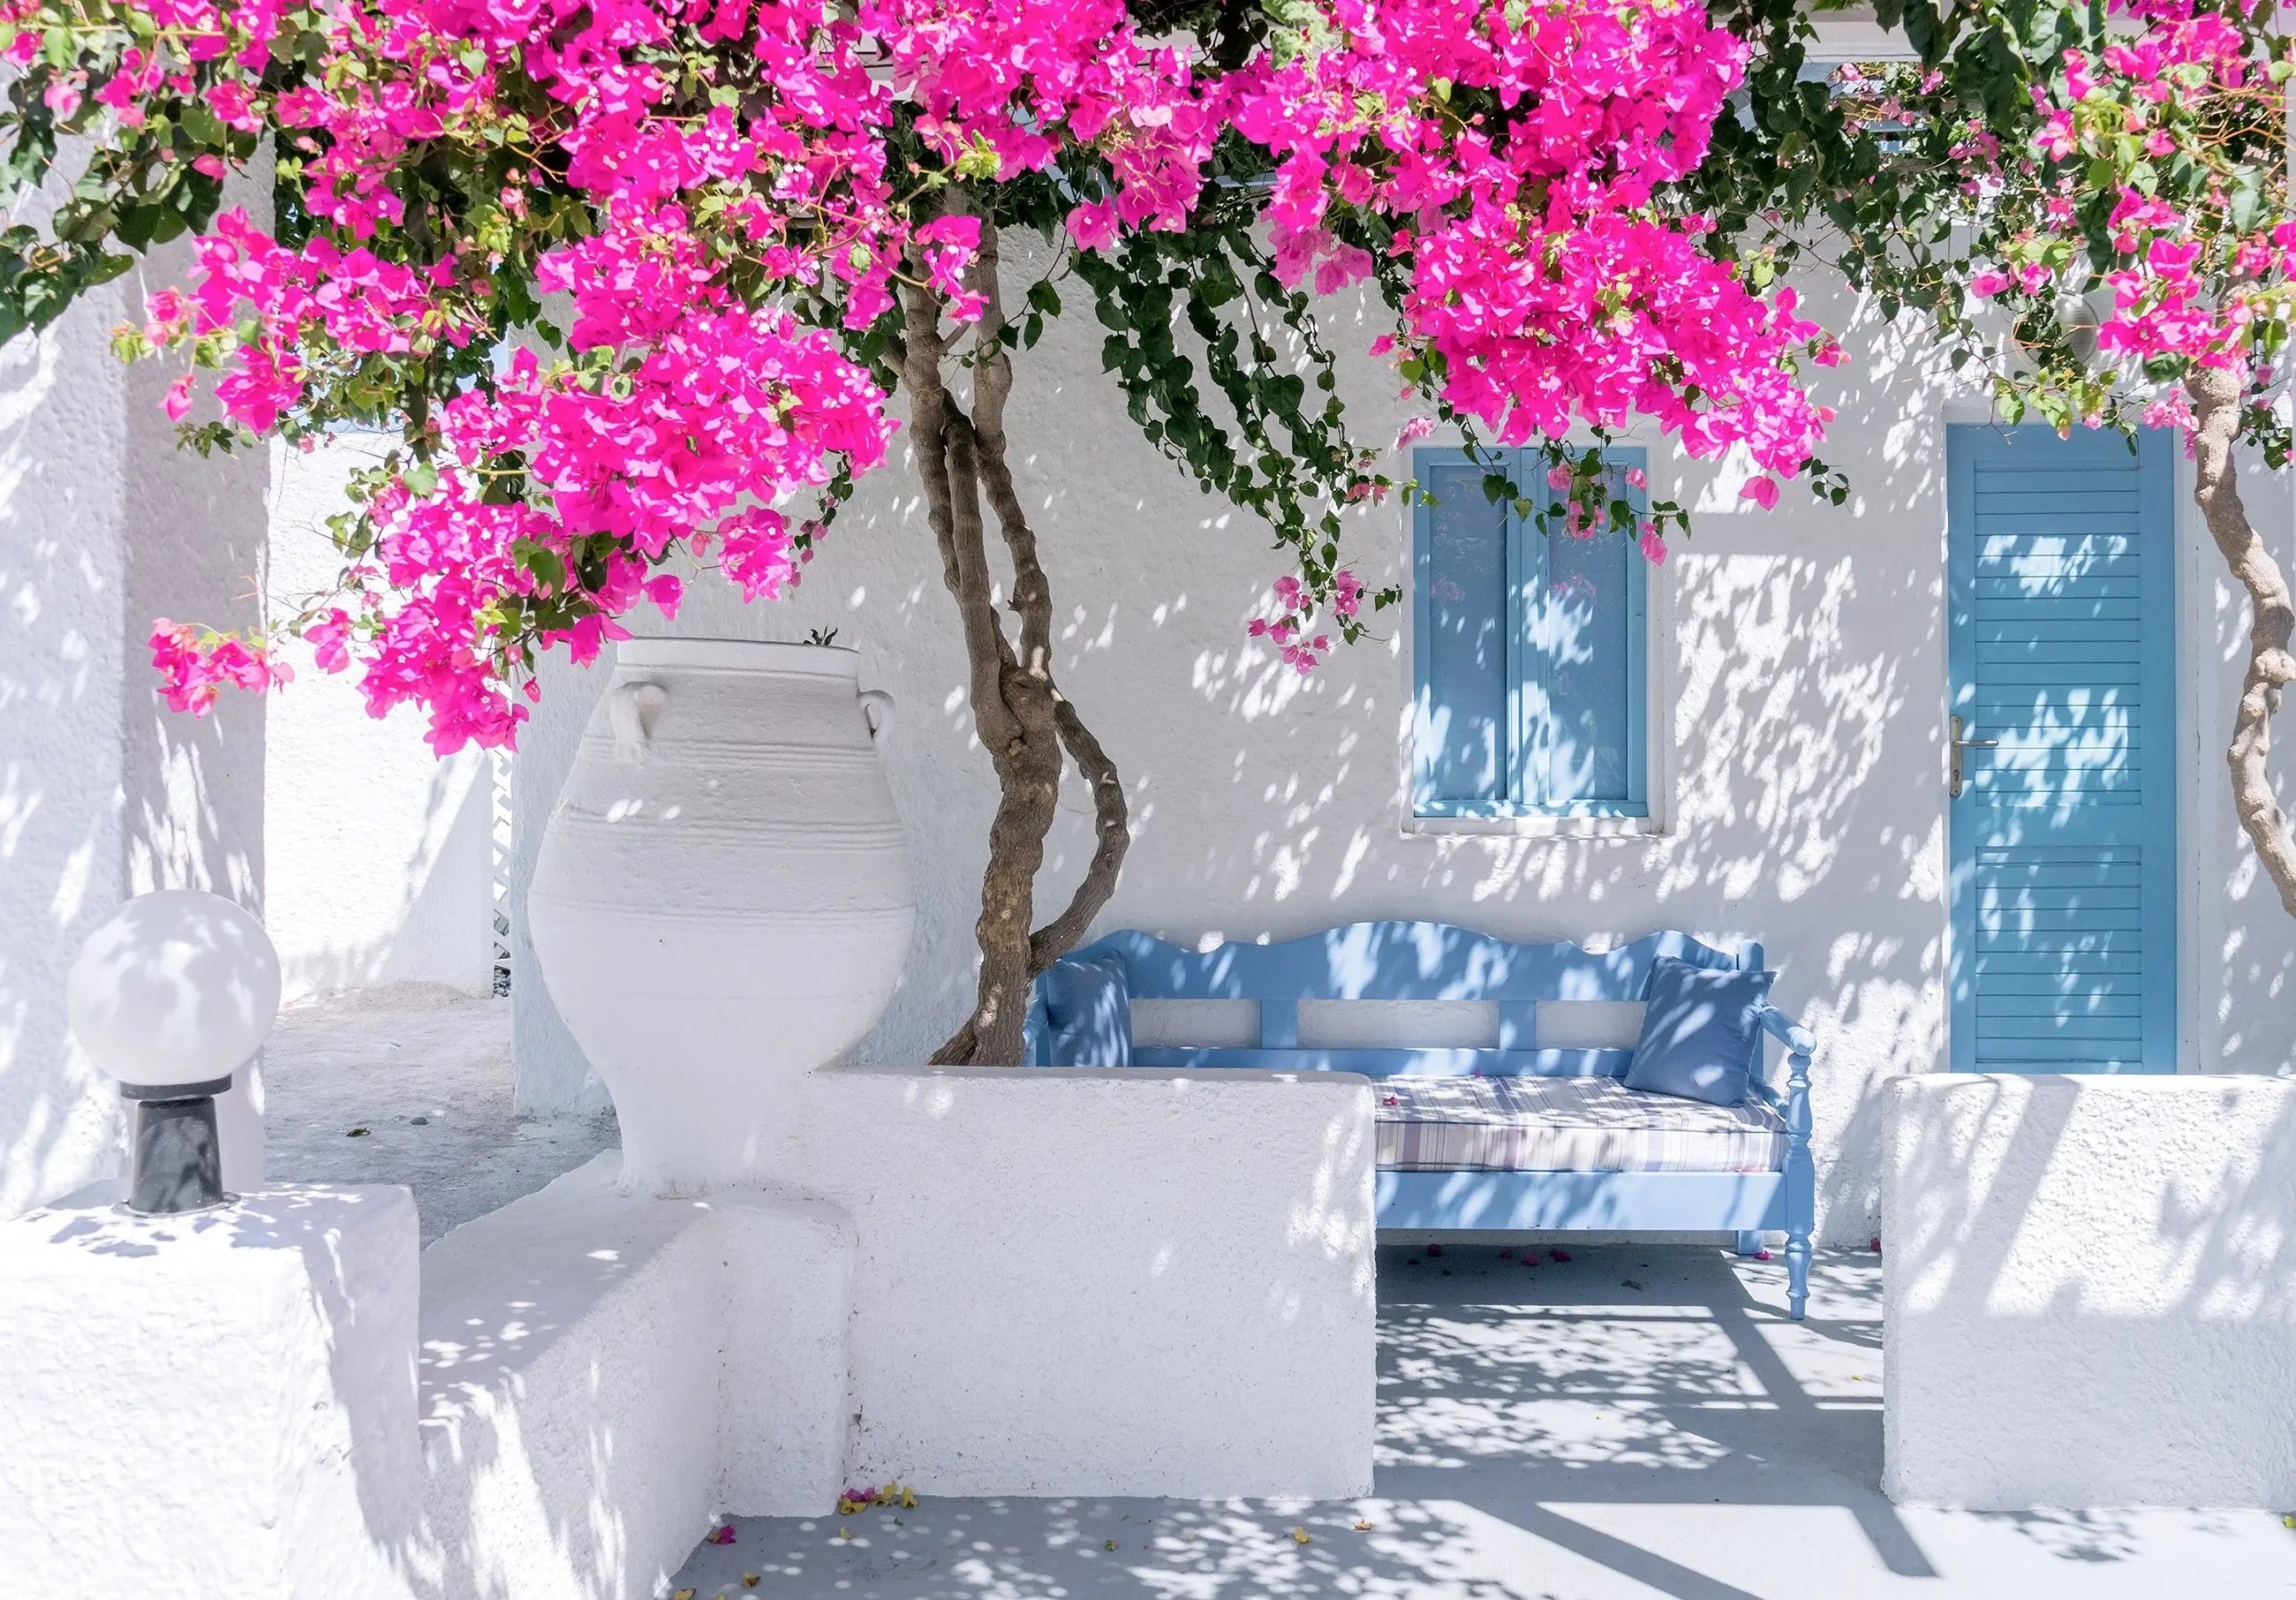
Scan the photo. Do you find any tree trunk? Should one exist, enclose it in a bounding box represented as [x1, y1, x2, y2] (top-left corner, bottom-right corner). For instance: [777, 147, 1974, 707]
[898, 209, 1131, 1064]
[2186, 366, 2296, 917]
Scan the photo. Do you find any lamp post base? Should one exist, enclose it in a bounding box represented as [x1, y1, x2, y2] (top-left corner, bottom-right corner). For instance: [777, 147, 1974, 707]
[121, 1075, 233, 1214]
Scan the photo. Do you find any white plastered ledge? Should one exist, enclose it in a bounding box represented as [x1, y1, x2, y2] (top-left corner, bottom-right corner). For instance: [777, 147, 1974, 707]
[2, 1066, 1381, 1596]
[416, 1155, 855, 1600]
[788, 1065, 1380, 1498]
[0, 1185, 423, 1600]
[1883, 1073, 2296, 1511]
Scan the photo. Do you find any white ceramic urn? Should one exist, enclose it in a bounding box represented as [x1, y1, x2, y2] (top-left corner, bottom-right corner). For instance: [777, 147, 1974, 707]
[527, 638, 914, 1192]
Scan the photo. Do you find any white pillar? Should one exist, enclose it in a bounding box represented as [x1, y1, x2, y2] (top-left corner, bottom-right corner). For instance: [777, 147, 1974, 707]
[0, 170, 270, 1216]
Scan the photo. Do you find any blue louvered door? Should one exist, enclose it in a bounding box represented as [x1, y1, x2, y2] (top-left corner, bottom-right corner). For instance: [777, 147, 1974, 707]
[1947, 425, 2178, 1073]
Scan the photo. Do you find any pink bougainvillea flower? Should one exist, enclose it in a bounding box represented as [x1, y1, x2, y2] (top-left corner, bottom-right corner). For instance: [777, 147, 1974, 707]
[102, 0, 1834, 724]
[1066, 200, 1120, 253]
[1741, 477, 1780, 510]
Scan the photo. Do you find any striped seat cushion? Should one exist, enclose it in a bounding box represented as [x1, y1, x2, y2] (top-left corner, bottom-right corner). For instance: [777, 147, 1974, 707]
[1375, 1075, 1788, 1174]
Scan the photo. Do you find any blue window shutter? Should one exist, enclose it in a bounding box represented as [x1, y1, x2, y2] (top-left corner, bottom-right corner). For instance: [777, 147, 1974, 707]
[1413, 445, 1649, 818]
[1413, 451, 1510, 811]
[1522, 449, 1650, 814]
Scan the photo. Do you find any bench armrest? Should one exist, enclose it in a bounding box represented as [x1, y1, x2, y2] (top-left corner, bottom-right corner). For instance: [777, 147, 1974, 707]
[1755, 1004, 1816, 1059]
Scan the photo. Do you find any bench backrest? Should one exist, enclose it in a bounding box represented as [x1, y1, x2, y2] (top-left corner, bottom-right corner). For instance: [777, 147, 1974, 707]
[1027, 922, 1763, 1080]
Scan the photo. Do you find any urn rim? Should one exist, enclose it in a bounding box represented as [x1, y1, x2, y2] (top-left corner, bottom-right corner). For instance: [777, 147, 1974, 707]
[616, 637, 860, 675]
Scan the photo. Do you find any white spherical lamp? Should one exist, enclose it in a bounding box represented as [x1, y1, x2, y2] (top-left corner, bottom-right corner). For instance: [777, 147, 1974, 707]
[67, 890, 281, 1212]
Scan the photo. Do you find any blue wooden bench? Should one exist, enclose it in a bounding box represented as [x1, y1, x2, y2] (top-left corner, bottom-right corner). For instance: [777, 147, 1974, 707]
[1025, 922, 1816, 1319]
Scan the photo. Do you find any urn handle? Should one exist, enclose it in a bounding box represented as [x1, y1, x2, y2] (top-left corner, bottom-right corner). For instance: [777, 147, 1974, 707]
[859, 689, 895, 743]
[610, 680, 668, 764]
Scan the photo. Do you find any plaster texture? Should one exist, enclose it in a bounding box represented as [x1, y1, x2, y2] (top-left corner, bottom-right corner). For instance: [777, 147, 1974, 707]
[0, 1183, 421, 1600]
[716, 1195, 859, 1517]
[417, 1154, 855, 1600]
[1882, 1073, 2296, 1511]
[491, 250, 2296, 1248]
[264, 435, 496, 1003]
[672, 1242, 2296, 1600]
[0, 161, 271, 1220]
[788, 1064, 1379, 1498]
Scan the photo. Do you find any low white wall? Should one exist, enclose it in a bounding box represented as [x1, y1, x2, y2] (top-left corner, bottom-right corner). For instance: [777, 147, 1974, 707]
[410, 1062, 1377, 1589]
[0, 1184, 422, 1600]
[1883, 1074, 2296, 1510]
[416, 1158, 853, 1600]
[789, 1064, 1378, 1498]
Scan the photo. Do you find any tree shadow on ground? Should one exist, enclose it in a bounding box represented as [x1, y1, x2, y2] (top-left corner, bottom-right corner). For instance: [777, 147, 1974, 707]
[668, 1243, 2285, 1600]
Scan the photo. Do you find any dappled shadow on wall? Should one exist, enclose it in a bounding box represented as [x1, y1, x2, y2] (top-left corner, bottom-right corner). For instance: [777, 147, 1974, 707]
[775, 296, 1960, 1211]
[1885, 1072, 2296, 1338]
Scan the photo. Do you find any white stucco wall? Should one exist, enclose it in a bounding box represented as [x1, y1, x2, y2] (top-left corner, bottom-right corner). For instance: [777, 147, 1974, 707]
[417, 1158, 854, 1599]
[1882, 1073, 2296, 1509]
[2, 1065, 1376, 1596]
[263, 435, 496, 1003]
[0, 167, 271, 1219]
[496, 252, 2296, 1245]
[0, 1182, 423, 1599]
[791, 1064, 1378, 1498]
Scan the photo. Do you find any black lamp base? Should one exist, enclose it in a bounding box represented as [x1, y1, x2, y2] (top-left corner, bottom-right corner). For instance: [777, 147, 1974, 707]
[121, 1075, 234, 1215]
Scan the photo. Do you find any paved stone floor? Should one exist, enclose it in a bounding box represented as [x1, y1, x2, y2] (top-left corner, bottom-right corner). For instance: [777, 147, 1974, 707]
[670, 1242, 2295, 1600]
[263, 984, 616, 1244]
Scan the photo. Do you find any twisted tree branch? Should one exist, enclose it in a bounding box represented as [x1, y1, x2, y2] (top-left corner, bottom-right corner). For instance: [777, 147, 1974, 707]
[2187, 365, 2296, 917]
[902, 205, 1130, 1063]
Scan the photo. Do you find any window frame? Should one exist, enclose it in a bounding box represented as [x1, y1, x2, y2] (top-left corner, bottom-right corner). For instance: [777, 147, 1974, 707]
[1409, 444, 1651, 821]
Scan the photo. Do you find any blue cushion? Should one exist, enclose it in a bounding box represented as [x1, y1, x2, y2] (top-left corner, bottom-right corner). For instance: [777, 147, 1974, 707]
[1623, 956, 1774, 1106]
[1041, 955, 1132, 1067]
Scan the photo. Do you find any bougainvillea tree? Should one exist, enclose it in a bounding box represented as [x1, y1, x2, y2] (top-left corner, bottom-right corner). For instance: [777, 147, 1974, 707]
[0, 0, 1840, 1060]
[1694, 0, 2296, 912]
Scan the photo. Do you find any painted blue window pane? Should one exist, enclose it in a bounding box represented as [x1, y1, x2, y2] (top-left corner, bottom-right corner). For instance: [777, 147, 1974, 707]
[1536, 523, 1634, 804]
[1412, 447, 1650, 818]
[1418, 462, 1509, 806]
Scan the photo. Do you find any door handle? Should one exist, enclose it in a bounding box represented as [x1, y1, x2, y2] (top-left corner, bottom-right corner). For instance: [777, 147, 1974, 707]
[1950, 713, 1999, 799]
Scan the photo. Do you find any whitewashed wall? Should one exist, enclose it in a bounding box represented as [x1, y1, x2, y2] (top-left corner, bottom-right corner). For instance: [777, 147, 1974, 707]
[793, 1064, 1377, 1497]
[0, 171, 270, 1219]
[1884, 1073, 2296, 1508]
[263, 436, 496, 1004]
[293, 251, 2291, 1246]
